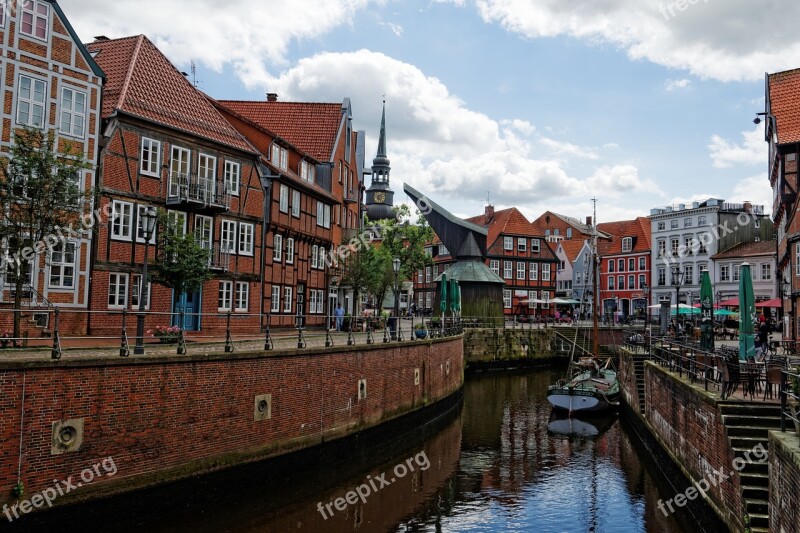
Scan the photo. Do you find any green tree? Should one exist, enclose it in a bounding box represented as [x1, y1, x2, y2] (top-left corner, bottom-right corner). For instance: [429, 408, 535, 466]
[0, 128, 91, 344]
[340, 244, 387, 316]
[150, 210, 212, 319]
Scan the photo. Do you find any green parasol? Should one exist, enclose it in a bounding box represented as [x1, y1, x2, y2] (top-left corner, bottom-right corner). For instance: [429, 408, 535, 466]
[449, 278, 459, 315]
[439, 272, 448, 315]
[699, 270, 714, 351]
[738, 263, 756, 361]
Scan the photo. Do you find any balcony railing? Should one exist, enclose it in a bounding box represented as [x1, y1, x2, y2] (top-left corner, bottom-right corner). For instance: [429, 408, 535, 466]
[167, 173, 231, 212]
[205, 243, 231, 271]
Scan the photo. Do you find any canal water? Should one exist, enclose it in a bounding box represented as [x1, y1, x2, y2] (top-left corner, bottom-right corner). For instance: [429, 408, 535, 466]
[12, 368, 725, 533]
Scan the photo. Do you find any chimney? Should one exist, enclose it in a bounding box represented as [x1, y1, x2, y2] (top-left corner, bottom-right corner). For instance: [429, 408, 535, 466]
[93, 35, 110, 42]
[743, 201, 752, 213]
[586, 216, 592, 227]
[485, 204, 494, 221]
[266, 93, 278, 102]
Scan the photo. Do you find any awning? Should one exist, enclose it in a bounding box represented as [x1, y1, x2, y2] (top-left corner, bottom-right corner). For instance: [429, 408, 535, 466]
[717, 297, 739, 307]
[520, 299, 547, 304]
[551, 298, 580, 305]
[756, 298, 782, 308]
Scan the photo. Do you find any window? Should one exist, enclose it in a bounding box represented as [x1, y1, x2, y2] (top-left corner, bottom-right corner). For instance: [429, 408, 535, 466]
[439, 244, 449, 256]
[504, 237, 513, 251]
[683, 237, 693, 256]
[618, 276, 624, 290]
[697, 239, 708, 255]
[309, 290, 318, 315]
[671, 220, 679, 229]
[224, 161, 240, 196]
[684, 218, 693, 228]
[490, 260, 499, 275]
[283, 286, 293, 313]
[111, 200, 133, 241]
[618, 259, 625, 272]
[542, 264, 551, 281]
[608, 260, 615, 273]
[131, 274, 150, 309]
[628, 275, 635, 290]
[417, 270, 423, 283]
[504, 261, 512, 279]
[639, 257, 646, 271]
[286, 238, 295, 264]
[639, 274, 646, 288]
[517, 262, 526, 280]
[671, 238, 679, 255]
[300, 160, 315, 182]
[733, 264, 741, 282]
[433, 265, 439, 278]
[528, 290, 537, 309]
[567, 228, 572, 239]
[684, 264, 694, 285]
[658, 240, 666, 257]
[761, 263, 771, 281]
[622, 238, 632, 252]
[238, 223, 254, 255]
[531, 239, 540, 253]
[657, 222, 665, 231]
[273, 234, 282, 262]
[629, 258, 636, 271]
[21, 0, 49, 40]
[218, 281, 233, 311]
[425, 266, 431, 283]
[194, 215, 213, 252]
[197, 154, 217, 196]
[48, 242, 76, 289]
[221, 220, 236, 253]
[168, 210, 187, 236]
[279, 185, 289, 213]
[236, 282, 249, 312]
[0, 1, 6, 27]
[608, 277, 615, 290]
[698, 216, 707, 226]
[658, 267, 666, 286]
[797, 244, 800, 276]
[503, 290, 512, 309]
[16, 75, 46, 127]
[271, 286, 281, 312]
[317, 246, 327, 270]
[312, 245, 319, 269]
[59, 88, 86, 138]
[135, 205, 157, 244]
[291, 190, 301, 217]
[140, 138, 161, 176]
[517, 238, 526, 252]
[316, 202, 331, 229]
[108, 273, 128, 309]
[576, 273, 582, 286]
[168, 146, 191, 197]
[272, 144, 288, 170]
[542, 291, 551, 309]
[530, 263, 538, 281]
[720, 265, 730, 282]
[425, 293, 432, 309]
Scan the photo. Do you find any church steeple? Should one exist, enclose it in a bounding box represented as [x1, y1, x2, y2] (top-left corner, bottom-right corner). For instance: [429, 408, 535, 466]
[365, 100, 395, 221]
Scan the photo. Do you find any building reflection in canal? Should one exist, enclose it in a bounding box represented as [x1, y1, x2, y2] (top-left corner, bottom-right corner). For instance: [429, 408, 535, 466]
[11, 369, 725, 533]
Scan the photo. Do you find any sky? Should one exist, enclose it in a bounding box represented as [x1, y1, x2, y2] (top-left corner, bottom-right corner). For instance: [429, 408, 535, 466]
[61, 0, 800, 225]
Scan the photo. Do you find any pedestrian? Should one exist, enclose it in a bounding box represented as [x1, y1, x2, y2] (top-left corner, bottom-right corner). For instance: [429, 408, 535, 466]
[334, 303, 345, 332]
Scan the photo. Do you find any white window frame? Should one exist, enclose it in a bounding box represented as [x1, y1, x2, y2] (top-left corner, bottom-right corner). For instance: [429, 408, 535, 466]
[517, 238, 526, 252]
[198, 153, 217, 198]
[639, 257, 646, 271]
[238, 222, 254, 256]
[271, 285, 281, 312]
[273, 234, 282, 262]
[796, 244, 800, 277]
[59, 87, 87, 138]
[279, 184, 289, 213]
[761, 263, 771, 281]
[20, 0, 49, 40]
[542, 264, 551, 281]
[504, 237, 513, 251]
[425, 266, 431, 283]
[48, 241, 76, 289]
[318, 246, 327, 270]
[286, 238, 295, 264]
[317, 201, 331, 229]
[531, 239, 540, 253]
[16, 74, 46, 128]
[108, 273, 128, 309]
[503, 289, 512, 309]
[283, 286, 293, 313]
[312, 244, 319, 269]
[111, 200, 134, 241]
[517, 262, 526, 280]
[530, 263, 538, 281]
[224, 161, 240, 196]
[490, 260, 499, 275]
[272, 144, 288, 170]
[167, 210, 187, 236]
[218, 280, 233, 311]
[291, 189, 301, 218]
[194, 215, 213, 252]
[300, 160, 315, 182]
[131, 274, 151, 310]
[503, 261, 512, 279]
[0, 0, 6, 27]
[733, 264, 741, 282]
[221, 220, 237, 254]
[622, 237, 632, 253]
[140, 138, 161, 177]
[169, 146, 191, 198]
[528, 290, 537, 309]
[235, 281, 249, 312]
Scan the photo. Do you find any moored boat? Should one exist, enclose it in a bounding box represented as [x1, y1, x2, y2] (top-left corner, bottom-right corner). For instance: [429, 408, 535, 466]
[547, 357, 620, 413]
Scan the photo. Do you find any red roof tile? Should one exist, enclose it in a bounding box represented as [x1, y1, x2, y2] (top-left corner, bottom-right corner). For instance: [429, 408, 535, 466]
[711, 240, 776, 260]
[466, 207, 540, 245]
[216, 100, 343, 161]
[768, 68, 800, 145]
[558, 239, 588, 263]
[87, 36, 254, 154]
[597, 217, 651, 256]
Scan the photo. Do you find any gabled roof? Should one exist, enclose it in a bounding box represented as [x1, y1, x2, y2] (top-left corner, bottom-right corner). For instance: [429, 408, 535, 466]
[216, 100, 343, 161]
[557, 239, 588, 263]
[552, 212, 612, 239]
[49, 1, 104, 79]
[768, 68, 800, 145]
[597, 217, 651, 256]
[87, 35, 254, 154]
[466, 207, 539, 245]
[711, 240, 777, 260]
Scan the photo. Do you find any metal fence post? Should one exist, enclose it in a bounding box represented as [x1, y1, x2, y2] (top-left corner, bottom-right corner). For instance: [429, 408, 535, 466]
[177, 310, 187, 355]
[224, 311, 234, 353]
[119, 309, 130, 357]
[50, 308, 62, 360]
[264, 314, 273, 351]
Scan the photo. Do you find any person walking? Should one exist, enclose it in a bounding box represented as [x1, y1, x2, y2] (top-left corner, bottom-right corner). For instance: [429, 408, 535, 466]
[334, 303, 345, 332]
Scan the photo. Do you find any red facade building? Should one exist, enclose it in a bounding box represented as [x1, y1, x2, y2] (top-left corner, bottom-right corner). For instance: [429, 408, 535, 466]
[596, 217, 652, 320]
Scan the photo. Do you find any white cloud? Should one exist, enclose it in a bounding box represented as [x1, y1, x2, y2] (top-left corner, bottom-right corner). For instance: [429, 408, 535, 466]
[471, 0, 800, 82]
[730, 174, 772, 210]
[708, 126, 765, 168]
[380, 22, 404, 37]
[665, 78, 692, 91]
[539, 137, 599, 160]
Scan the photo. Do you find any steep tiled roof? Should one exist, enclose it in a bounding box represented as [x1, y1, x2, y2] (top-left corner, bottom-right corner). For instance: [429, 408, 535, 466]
[768, 68, 800, 145]
[465, 207, 539, 245]
[87, 36, 254, 154]
[216, 100, 343, 161]
[597, 217, 652, 256]
[712, 240, 777, 260]
[558, 239, 588, 263]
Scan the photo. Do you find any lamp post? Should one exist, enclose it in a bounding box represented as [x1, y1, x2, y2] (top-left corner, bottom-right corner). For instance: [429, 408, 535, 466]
[134, 206, 157, 355]
[780, 277, 791, 339]
[671, 265, 685, 327]
[642, 281, 649, 332]
[392, 257, 401, 339]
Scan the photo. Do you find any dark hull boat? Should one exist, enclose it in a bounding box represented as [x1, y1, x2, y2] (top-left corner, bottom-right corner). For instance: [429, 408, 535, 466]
[547, 357, 620, 414]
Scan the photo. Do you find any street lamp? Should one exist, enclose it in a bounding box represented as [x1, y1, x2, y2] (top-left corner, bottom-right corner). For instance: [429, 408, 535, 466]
[671, 265, 685, 326]
[392, 257, 401, 339]
[642, 281, 650, 331]
[134, 206, 157, 355]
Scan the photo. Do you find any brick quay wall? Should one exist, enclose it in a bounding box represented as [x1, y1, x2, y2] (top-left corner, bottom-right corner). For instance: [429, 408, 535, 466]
[0, 336, 464, 509]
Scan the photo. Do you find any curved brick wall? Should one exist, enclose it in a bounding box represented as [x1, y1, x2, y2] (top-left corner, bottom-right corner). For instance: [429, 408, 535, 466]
[0, 336, 464, 509]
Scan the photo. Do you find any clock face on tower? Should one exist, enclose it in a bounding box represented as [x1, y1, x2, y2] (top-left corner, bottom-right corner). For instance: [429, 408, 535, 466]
[374, 192, 386, 203]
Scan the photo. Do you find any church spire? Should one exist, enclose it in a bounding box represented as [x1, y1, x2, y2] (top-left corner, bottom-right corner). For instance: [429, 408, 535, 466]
[372, 100, 390, 170]
[365, 99, 395, 221]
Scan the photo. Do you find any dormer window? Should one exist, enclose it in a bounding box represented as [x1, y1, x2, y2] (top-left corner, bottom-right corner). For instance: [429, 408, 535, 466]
[504, 237, 513, 251]
[621, 237, 632, 253]
[271, 144, 288, 170]
[517, 238, 526, 252]
[299, 160, 315, 182]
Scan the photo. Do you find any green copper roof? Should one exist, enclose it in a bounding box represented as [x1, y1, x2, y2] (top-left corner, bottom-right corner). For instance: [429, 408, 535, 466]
[434, 260, 506, 285]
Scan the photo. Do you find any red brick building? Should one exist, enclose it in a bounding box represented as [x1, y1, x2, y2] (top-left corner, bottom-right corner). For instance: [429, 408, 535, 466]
[0, 0, 104, 335]
[86, 35, 264, 335]
[597, 217, 652, 320]
[216, 97, 363, 326]
[764, 68, 800, 340]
